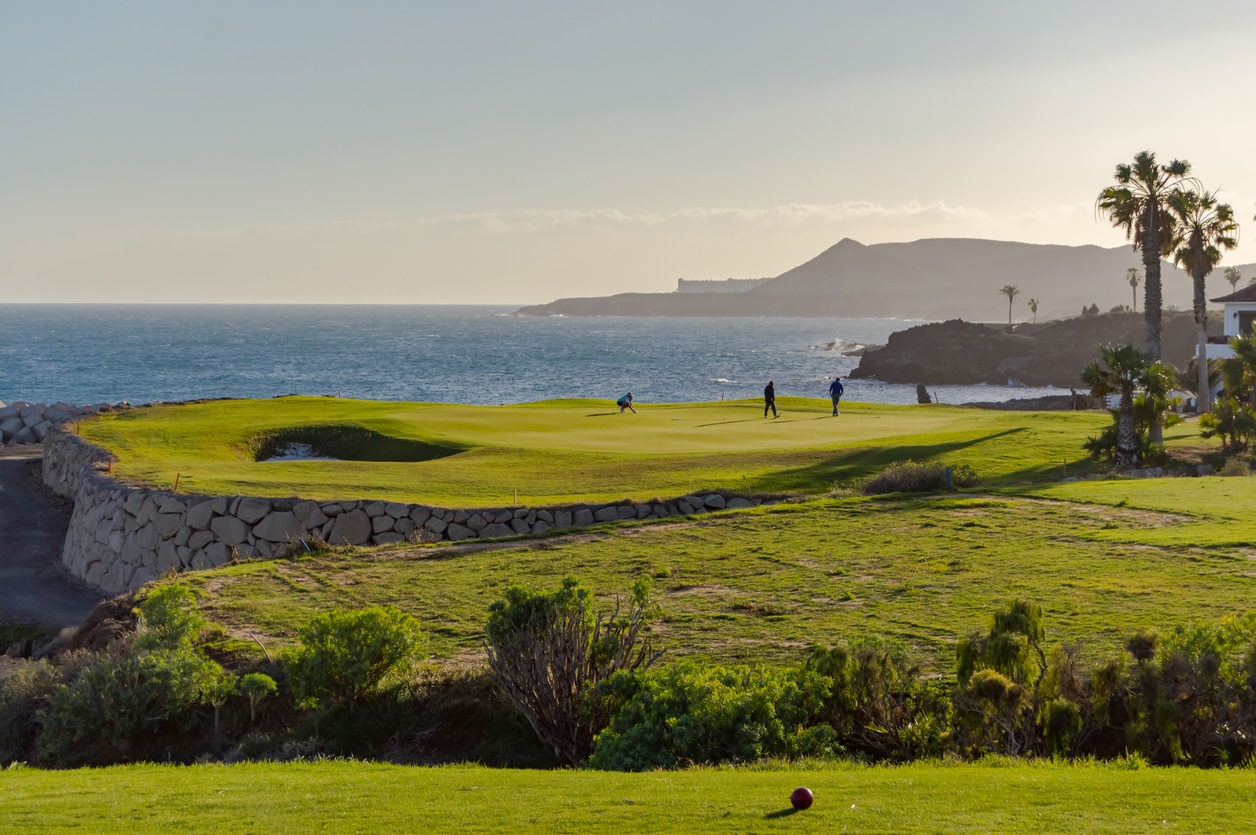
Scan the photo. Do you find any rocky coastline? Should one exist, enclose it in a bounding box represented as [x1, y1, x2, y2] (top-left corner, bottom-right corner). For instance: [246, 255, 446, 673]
[850, 311, 1205, 389]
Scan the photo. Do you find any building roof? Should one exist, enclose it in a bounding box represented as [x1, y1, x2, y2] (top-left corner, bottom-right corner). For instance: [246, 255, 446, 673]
[1210, 284, 1256, 304]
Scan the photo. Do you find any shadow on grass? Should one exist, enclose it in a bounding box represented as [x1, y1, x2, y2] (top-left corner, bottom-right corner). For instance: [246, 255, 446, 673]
[741, 429, 1026, 494]
[764, 808, 800, 819]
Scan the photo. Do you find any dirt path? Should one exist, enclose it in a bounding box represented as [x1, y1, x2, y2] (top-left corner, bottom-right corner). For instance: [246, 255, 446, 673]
[0, 446, 103, 628]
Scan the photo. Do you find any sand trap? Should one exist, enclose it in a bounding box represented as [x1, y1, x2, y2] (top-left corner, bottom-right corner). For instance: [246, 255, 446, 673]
[262, 442, 339, 462]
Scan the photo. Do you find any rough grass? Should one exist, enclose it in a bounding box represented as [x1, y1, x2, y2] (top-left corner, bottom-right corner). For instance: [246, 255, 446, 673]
[3, 760, 1253, 834]
[77, 397, 1122, 507]
[185, 481, 1256, 672]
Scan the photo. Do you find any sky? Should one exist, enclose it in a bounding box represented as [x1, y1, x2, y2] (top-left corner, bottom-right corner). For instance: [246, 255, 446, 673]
[4, 1, 1256, 305]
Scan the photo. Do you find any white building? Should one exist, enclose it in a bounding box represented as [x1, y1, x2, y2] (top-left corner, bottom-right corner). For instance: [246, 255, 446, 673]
[1205, 285, 1256, 361]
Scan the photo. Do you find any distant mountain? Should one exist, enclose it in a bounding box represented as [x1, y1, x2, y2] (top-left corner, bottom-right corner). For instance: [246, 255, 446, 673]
[517, 237, 1250, 321]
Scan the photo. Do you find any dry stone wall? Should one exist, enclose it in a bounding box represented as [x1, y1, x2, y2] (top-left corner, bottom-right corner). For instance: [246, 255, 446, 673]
[43, 426, 767, 595]
[0, 400, 116, 445]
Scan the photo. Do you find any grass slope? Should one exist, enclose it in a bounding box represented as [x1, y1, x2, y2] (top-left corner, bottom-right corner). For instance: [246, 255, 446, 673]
[3, 761, 1252, 834]
[189, 482, 1256, 671]
[80, 397, 1116, 506]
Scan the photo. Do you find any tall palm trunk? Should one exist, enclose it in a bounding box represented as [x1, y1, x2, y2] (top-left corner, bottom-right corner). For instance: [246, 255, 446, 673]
[1192, 258, 1210, 412]
[1141, 204, 1164, 443]
[1117, 388, 1139, 466]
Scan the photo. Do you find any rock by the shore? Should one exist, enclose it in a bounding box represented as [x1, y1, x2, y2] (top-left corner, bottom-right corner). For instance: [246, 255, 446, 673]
[850, 311, 1203, 388]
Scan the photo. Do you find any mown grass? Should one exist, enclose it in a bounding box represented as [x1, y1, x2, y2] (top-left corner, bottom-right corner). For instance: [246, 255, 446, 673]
[2, 760, 1253, 834]
[187, 481, 1256, 672]
[78, 397, 1120, 506]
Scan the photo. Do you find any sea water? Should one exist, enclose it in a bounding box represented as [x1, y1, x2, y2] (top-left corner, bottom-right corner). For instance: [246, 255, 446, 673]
[0, 305, 1067, 407]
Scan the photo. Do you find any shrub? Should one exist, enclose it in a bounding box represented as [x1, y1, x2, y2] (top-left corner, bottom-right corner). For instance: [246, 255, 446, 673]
[862, 461, 979, 495]
[284, 606, 426, 711]
[134, 584, 207, 651]
[36, 645, 222, 765]
[484, 577, 660, 765]
[589, 661, 834, 770]
[0, 661, 58, 764]
[1199, 396, 1256, 454]
[239, 672, 278, 725]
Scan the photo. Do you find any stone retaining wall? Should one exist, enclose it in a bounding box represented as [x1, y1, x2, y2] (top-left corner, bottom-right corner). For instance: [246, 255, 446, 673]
[43, 426, 767, 595]
[1, 400, 117, 445]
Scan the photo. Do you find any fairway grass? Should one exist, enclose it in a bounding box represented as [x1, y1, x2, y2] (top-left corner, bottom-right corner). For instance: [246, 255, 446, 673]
[79, 397, 1119, 506]
[3, 760, 1252, 834]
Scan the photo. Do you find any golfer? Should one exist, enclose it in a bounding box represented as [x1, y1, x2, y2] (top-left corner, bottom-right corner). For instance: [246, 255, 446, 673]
[617, 392, 637, 413]
[829, 376, 845, 416]
[764, 380, 778, 419]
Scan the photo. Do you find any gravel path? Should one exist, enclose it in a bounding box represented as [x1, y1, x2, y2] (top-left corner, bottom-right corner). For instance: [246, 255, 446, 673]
[0, 446, 103, 628]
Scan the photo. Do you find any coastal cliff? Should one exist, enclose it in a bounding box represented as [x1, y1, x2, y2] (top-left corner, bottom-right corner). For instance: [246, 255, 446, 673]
[849, 311, 1207, 387]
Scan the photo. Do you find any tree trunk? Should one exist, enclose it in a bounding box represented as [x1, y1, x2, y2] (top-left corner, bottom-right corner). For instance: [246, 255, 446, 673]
[1142, 205, 1163, 444]
[1193, 262, 1210, 413]
[1117, 390, 1139, 466]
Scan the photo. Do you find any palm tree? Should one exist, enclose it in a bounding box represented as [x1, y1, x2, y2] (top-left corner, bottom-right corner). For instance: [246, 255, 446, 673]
[1096, 151, 1192, 362]
[1027, 298, 1039, 323]
[1000, 285, 1020, 324]
[1126, 268, 1141, 312]
[1224, 266, 1243, 291]
[1168, 188, 1240, 412]
[1081, 344, 1172, 466]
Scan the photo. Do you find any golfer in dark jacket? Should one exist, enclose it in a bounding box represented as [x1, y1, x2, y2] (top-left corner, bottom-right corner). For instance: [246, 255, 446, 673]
[764, 380, 778, 418]
[829, 377, 844, 416]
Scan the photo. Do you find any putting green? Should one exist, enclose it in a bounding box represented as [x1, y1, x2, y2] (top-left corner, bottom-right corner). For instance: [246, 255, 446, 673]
[78, 396, 1125, 506]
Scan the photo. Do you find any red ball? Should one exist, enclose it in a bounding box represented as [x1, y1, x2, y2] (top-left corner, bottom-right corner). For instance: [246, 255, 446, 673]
[790, 787, 814, 810]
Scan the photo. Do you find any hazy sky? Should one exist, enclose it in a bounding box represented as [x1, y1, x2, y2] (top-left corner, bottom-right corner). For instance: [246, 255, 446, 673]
[4, 1, 1256, 304]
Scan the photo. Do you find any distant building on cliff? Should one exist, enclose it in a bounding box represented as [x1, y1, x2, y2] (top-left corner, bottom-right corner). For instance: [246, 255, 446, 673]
[675, 278, 770, 293]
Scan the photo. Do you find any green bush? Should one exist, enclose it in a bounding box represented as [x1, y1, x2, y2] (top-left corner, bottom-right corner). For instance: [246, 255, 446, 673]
[589, 661, 834, 770]
[134, 584, 207, 652]
[36, 646, 222, 765]
[284, 606, 426, 711]
[0, 661, 58, 764]
[863, 460, 979, 495]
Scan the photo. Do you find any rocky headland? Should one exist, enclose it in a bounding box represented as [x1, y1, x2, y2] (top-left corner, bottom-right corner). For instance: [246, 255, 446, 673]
[849, 311, 1207, 388]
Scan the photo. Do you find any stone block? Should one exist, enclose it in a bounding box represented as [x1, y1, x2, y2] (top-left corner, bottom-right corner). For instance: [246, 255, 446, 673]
[466, 513, 487, 531]
[328, 509, 372, 546]
[409, 507, 432, 526]
[617, 506, 638, 520]
[157, 495, 185, 514]
[453, 510, 470, 524]
[573, 508, 594, 527]
[636, 505, 653, 519]
[555, 510, 573, 528]
[385, 502, 408, 519]
[594, 506, 619, 523]
[236, 498, 272, 524]
[186, 500, 218, 530]
[255, 541, 275, 558]
[157, 541, 180, 573]
[480, 523, 514, 539]
[510, 518, 530, 534]
[13, 426, 37, 444]
[293, 500, 329, 529]
[536, 509, 553, 524]
[446, 523, 475, 541]
[703, 494, 726, 509]
[532, 520, 549, 535]
[210, 515, 250, 546]
[514, 508, 529, 519]
[418, 529, 442, 543]
[372, 514, 395, 534]
[726, 497, 753, 509]
[365, 501, 387, 516]
[394, 518, 416, 538]
[373, 532, 405, 546]
[174, 526, 192, 547]
[154, 512, 183, 538]
[494, 510, 513, 524]
[678, 500, 695, 515]
[321, 503, 343, 517]
[254, 510, 305, 543]
[123, 492, 145, 515]
[188, 530, 215, 550]
[32, 421, 50, 441]
[425, 516, 448, 534]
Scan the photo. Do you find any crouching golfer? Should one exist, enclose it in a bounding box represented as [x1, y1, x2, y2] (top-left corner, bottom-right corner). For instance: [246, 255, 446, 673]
[617, 392, 637, 413]
[829, 376, 845, 416]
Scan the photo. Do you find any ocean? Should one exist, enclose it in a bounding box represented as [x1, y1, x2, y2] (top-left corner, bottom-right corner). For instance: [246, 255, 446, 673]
[0, 305, 1067, 407]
